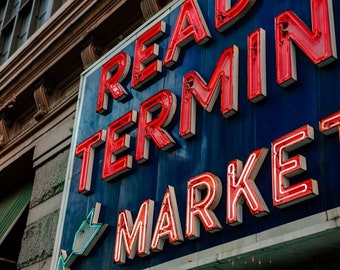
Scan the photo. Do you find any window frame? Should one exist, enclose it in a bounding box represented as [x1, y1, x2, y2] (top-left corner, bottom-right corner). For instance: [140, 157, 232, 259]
[0, 0, 66, 65]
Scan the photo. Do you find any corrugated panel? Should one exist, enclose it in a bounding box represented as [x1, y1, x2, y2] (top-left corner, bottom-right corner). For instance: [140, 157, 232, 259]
[0, 182, 32, 245]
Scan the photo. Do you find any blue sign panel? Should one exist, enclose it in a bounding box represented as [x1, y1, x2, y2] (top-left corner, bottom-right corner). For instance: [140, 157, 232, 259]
[57, 0, 340, 269]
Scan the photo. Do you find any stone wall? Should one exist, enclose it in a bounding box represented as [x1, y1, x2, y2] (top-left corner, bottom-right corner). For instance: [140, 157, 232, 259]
[17, 111, 75, 270]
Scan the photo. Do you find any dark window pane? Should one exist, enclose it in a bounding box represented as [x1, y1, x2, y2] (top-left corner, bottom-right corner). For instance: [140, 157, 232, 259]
[0, 3, 6, 24]
[35, 0, 49, 29]
[0, 31, 12, 64]
[16, 11, 30, 48]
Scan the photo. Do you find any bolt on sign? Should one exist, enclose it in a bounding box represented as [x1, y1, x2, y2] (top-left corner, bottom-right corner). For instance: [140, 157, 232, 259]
[55, 0, 340, 269]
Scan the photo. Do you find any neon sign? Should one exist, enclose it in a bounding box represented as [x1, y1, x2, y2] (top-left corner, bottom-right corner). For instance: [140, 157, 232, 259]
[59, 0, 340, 268]
[57, 203, 107, 269]
[76, 0, 337, 187]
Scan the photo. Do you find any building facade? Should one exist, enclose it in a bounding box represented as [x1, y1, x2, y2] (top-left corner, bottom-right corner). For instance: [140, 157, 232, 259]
[0, 1, 340, 270]
[0, 1, 170, 269]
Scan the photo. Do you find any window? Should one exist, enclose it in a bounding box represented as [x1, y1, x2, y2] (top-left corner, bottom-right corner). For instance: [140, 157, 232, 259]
[0, 28, 13, 65]
[0, 4, 6, 25]
[13, 4, 31, 51]
[32, 0, 51, 31]
[0, 0, 66, 65]
[11, 1, 21, 19]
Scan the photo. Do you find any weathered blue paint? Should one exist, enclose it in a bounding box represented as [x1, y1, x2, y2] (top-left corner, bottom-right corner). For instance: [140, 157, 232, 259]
[60, 0, 340, 269]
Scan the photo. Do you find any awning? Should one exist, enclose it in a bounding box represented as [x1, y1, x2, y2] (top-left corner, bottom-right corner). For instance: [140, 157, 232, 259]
[0, 182, 32, 245]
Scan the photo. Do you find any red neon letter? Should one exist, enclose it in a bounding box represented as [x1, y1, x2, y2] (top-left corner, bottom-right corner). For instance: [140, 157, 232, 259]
[113, 200, 154, 265]
[215, 0, 256, 32]
[248, 28, 267, 103]
[227, 148, 269, 226]
[97, 52, 131, 113]
[272, 125, 319, 208]
[151, 186, 183, 252]
[75, 130, 106, 194]
[180, 45, 239, 138]
[102, 110, 137, 181]
[319, 111, 340, 142]
[186, 172, 222, 239]
[163, 0, 211, 68]
[275, 0, 337, 87]
[135, 90, 177, 163]
[131, 21, 166, 89]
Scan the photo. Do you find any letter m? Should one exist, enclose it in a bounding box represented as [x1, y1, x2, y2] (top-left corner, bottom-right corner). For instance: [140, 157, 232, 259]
[180, 45, 239, 138]
[113, 200, 154, 265]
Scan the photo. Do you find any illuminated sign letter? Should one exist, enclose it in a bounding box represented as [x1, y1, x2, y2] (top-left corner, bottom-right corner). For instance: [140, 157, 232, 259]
[57, 203, 107, 268]
[97, 52, 131, 113]
[163, 0, 211, 67]
[186, 172, 222, 239]
[275, 0, 337, 87]
[180, 45, 239, 138]
[272, 125, 319, 208]
[114, 199, 154, 265]
[131, 21, 166, 89]
[151, 186, 183, 252]
[135, 90, 177, 163]
[75, 130, 106, 194]
[248, 28, 267, 103]
[319, 111, 340, 142]
[227, 148, 269, 226]
[215, 0, 256, 32]
[102, 110, 137, 181]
